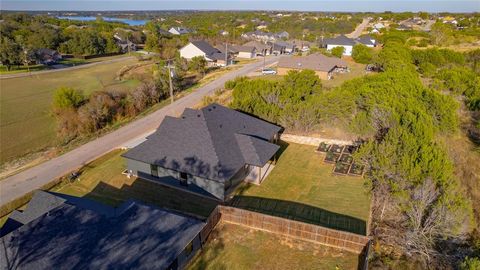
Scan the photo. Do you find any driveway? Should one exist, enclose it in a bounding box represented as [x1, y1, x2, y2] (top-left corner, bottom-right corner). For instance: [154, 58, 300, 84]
[0, 56, 281, 207]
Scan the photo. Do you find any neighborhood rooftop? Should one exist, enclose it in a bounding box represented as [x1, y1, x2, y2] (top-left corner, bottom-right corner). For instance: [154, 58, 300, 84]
[122, 103, 281, 183]
[277, 53, 347, 72]
[0, 190, 205, 270]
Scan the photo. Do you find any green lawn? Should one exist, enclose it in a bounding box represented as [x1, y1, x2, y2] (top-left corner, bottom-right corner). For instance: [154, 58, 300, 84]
[0, 57, 140, 163]
[232, 142, 371, 235]
[52, 150, 218, 217]
[188, 223, 359, 270]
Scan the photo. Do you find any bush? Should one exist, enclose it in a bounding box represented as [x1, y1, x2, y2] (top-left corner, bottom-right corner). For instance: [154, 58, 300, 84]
[330, 46, 345, 58]
[52, 87, 85, 110]
[460, 257, 480, 270]
[352, 44, 374, 64]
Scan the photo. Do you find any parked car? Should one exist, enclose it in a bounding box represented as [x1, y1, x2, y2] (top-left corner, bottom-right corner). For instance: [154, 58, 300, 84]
[262, 68, 277, 75]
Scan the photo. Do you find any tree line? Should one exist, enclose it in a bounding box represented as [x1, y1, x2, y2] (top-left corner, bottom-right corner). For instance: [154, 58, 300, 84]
[0, 13, 145, 70]
[229, 39, 479, 268]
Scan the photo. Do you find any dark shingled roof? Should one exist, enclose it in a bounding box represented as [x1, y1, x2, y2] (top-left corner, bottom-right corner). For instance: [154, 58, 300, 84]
[123, 103, 281, 182]
[277, 53, 348, 72]
[0, 191, 205, 270]
[323, 35, 357, 46]
[190, 41, 229, 61]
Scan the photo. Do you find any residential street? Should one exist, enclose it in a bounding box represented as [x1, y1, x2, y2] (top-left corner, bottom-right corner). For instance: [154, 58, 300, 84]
[0, 56, 281, 206]
[347, 18, 371, 38]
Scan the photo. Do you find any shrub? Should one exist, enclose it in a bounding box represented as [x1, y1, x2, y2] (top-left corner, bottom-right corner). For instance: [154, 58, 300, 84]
[352, 44, 374, 64]
[52, 87, 85, 110]
[330, 46, 345, 58]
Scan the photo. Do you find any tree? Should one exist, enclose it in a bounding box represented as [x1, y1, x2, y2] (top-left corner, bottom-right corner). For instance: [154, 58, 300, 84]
[352, 44, 374, 64]
[52, 87, 85, 111]
[330, 46, 345, 58]
[189, 56, 208, 77]
[0, 37, 22, 70]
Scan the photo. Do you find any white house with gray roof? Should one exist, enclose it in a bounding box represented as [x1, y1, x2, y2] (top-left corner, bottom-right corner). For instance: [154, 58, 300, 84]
[122, 104, 282, 201]
[322, 35, 376, 56]
[180, 41, 232, 67]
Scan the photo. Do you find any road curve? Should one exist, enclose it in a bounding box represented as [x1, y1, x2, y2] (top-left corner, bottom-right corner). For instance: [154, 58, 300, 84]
[0, 56, 136, 79]
[0, 56, 280, 206]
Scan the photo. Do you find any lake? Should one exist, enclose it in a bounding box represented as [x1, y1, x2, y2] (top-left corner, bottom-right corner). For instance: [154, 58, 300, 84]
[57, 16, 147, 26]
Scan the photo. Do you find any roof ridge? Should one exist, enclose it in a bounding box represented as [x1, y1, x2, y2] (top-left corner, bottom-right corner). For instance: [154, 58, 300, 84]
[197, 108, 221, 167]
[235, 133, 260, 165]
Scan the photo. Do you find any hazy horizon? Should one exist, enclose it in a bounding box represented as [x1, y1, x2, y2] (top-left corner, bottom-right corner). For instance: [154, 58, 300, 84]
[1, 0, 479, 13]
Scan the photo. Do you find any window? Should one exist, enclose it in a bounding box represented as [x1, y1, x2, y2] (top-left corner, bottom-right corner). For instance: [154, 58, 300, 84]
[179, 172, 188, 186]
[150, 164, 158, 177]
[184, 241, 194, 257]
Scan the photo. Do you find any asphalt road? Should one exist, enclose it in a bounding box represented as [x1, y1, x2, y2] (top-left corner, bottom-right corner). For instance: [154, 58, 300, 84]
[0, 56, 281, 206]
[347, 18, 371, 38]
[0, 56, 136, 79]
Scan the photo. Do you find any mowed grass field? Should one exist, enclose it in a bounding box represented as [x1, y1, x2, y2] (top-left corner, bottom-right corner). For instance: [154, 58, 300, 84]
[232, 142, 371, 235]
[0, 57, 140, 163]
[188, 223, 359, 270]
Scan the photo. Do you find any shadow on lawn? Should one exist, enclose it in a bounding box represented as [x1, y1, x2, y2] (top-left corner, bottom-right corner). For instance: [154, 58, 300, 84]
[229, 196, 366, 236]
[82, 178, 219, 219]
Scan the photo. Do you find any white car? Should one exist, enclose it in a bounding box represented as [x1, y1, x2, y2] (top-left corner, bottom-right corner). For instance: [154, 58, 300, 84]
[261, 68, 277, 75]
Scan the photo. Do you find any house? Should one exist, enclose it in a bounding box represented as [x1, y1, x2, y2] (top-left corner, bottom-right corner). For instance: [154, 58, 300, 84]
[241, 30, 290, 42]
[370, 28, 380, 34]
[243, 41, 272, 56]
[113, 34, 137, 53]
[122, 103, 282, 201]
[373, 22, 385, 29]
[35, 48, 62, 65]
[357, 35, 376, 47]
[276, 31, 290, 39]
[219, 30, 229, 36]
[277, 53, 348, 80]
[269, 41, 286, 55]
[321, 35, 376, 56]
[396, 24, 412, 31]
[230, 45, 257, 59]
[0, 190, 206, 270]
[180, 41, 232, 67]
[275, 41, 295, 53]
[322, 35, 357, 56]
[169, 26, 190, 35]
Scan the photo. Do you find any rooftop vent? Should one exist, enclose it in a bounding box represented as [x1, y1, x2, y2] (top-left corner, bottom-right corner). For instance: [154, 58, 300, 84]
[197, 114, 201, 117]
[212, 105, 217, 109]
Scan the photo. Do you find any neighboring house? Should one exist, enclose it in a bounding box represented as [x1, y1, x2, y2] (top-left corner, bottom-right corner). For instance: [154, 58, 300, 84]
[0, 190, 206, 270]
[357, 35, 376, 47]
[180, 41, 232, 67]
[35, 48, 62, 65]
[243, 41, 273, 56]
[169, 26, 190, 35]
[275, 41, 295, 53]
[277, 53, 348, 80]
[322, 35, 357, 56]
[370, 28, 380, 34]
[269, 42, 286, 55]
[219, 30, 229, 36]
[122, 103, 282, 201]
[396, 24, 413, 31]
[241, 30, 290, 42]
[322, 35, 377, 56]
[230, 45, 257, 59]
[373, 22, 385, 29]
[117, 40, 137, 53]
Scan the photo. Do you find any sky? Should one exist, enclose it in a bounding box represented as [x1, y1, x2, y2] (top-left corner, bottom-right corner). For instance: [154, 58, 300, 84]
[1, 0, 479, 13]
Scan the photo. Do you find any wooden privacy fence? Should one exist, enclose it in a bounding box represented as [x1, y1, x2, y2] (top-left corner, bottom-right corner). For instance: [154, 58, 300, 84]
[218, 205, 369, 254]
[199, 206, 221, 244]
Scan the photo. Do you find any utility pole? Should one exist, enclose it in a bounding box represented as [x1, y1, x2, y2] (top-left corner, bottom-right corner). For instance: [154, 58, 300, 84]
[165, 60, 175, 104]
[225, 42, 228, 67]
